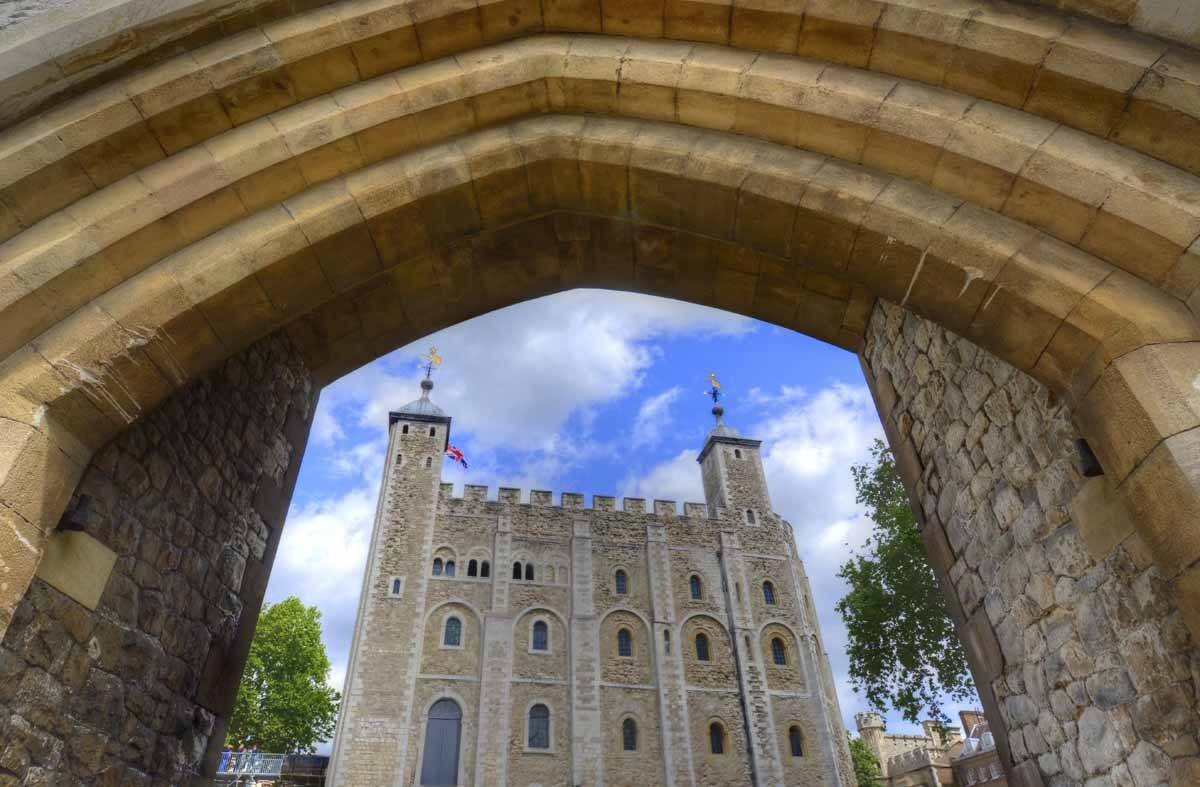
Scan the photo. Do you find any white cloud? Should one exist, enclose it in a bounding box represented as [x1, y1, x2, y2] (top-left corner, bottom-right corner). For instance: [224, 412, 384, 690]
[631, 386, 682, 448]
[621, 449, 704, 504]
[313, 289, 752, 452]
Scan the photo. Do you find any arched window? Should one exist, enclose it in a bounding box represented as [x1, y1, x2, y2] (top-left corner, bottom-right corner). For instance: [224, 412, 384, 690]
[734, 448, 741, 459]
[709, 723, 725, 754]
[663, 630, 671, 654]
[432, 558, 443, 576]
[622, 718, 638, 751]
[481, 561, 490, 578]
[695, 633, 710, 662]
[392, 577, 403, 596]
[467, 560, 478, 577]
[425, 456, 432, 468]
[532, 621, 548, 651]
[617, 628, 633, 657]
[615, 570, 628, 595]
[745, 509, 756, 525]
[420, 699, 461, 785]
[789, 726, 803, 757]
[445, 560, 455, 577]
[443, 617, 462, 647]
[772, 637, 787, 665]
[513, 562, 522, 580]
[402, 424, 409, 434]
[429, 427, 436, 437]
[689, 575, 703, 599]
[763, 581, 776, 605]
[528, 704, 550, 749]
[525, 563, 535, 582]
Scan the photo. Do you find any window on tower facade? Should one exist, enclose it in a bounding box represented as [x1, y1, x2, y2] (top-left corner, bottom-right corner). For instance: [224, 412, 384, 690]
[615, 569, 628, 595]
[772, 637, 787, 665]
[622, 718, 637, 751]
[532, 621, 548, 651]
[445, 560, 455, 577]
[432, 559, 443, 576]
[745, 509, 756, 525]
[527, 704, 550, 749]
[709, 723, 725, 754]
[443, 617, 461, 647]
[695, 633, 710, 661]
[512, 562, 522, 580]
[402, 424, 409, 434]
[789, 726, 804, 757]
[429, 427, 436, 437]
[617, 628, 632, 657]
[525, 563, 534, 582]
[481, 561, 490, 578]
[690, 575, 702, 599]
[763, 581, 776, 605]
[467, 560, 477, 577]
[425, 457, 432, 468]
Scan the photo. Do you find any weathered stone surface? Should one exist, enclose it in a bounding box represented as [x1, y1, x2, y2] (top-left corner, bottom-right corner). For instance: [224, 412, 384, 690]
[862, 301, 1198, 787]
[0, 334, 315, 784]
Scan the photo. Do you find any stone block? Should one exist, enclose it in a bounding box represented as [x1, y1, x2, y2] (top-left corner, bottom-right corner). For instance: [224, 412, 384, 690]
[1069, 477, 1134, 563]
[1120, 427, 1200, 577]
[34, 530, 117, 610]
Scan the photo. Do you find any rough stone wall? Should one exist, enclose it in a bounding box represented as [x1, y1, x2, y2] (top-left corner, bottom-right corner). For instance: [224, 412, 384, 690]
[0, 333, 315, 785]
[861, 301, 1200, 787]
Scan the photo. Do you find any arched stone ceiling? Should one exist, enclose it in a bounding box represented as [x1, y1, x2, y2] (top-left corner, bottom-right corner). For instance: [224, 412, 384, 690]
[1, 0, 1199, 651]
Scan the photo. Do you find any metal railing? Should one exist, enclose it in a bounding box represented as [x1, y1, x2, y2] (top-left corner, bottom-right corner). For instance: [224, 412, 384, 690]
[216, 752, 286, 784]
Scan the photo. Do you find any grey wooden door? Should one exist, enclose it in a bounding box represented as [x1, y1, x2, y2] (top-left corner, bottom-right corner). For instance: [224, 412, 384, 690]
[420, 699, 462, 785]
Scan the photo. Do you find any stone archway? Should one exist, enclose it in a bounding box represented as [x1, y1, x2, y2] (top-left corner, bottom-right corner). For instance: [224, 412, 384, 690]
[1, 1, 1199, 784]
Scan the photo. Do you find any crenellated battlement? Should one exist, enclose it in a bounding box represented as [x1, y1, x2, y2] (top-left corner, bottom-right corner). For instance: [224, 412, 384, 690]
[437, 483, 713, 519]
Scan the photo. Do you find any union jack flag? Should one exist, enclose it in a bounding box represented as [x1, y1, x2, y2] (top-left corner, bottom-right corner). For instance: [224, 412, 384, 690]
[445, 445, 468, 469]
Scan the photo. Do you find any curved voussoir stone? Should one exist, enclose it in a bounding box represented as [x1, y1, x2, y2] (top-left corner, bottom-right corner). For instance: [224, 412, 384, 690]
[3, 35, 1200, 366]
[2, 0, 1200, 239]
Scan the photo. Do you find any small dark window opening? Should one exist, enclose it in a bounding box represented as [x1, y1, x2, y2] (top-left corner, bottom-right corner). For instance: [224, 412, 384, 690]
[392, 578, 402, 595]
[690, 575, 702, 599]
[513, 562, 523, 580]
[445, 560, 455, 577]
[734, 449, 741, 459]
[663, 630, 671, 654]
[425, 457, 432, 468]
[402, 424, 409, 434]
[622, 719, 637, 752]
[432, 558, 443, 576]
[709, 723, 724, 754]
[789, 726, 803, 757]
[429, 427, 436, 437]
[772, 637, 787, 665]
[763, 581, 776, 605]
[746, 509, 756, 525]
[745, 635, 752, 661]
[525, 563, 535, 582]
[467, 560, 478, 577]
[615, 570, 628, 595]
[532, 621, 548, 651]
[481, 561, 490, 578]
[618, 628, 632, 657]
[528, 705, 550, 749]
[695, 633, 710, 662]
[443, 617, 461, 647]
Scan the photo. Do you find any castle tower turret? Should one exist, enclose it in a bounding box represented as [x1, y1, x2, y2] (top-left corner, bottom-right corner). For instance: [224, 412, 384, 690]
[856, 711, 886, 766]
[697, 400, 771, 520]
[327, 375, 451, 787]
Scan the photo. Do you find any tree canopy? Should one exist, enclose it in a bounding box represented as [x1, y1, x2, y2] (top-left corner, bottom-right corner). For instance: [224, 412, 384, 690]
[836, 439, 975, 725]
[849, 736, 882, 787]
[227, 596, 341, 753]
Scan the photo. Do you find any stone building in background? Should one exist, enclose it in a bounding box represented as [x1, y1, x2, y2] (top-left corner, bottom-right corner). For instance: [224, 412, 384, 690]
[327, 378, 853, 786]
[855, 710, 1008, 787]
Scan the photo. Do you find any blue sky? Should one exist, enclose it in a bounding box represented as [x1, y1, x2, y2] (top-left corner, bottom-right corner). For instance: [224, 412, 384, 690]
[264, 288, 978, 751]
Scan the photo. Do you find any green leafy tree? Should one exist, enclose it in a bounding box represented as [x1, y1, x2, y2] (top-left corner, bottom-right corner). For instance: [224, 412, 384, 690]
[849, 736, 882, 786]
[227, 596, 341, 753]
[836, 439, 974, 725]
